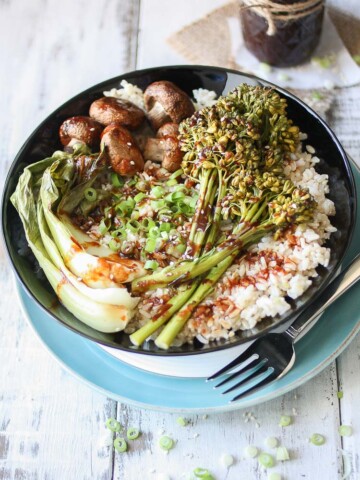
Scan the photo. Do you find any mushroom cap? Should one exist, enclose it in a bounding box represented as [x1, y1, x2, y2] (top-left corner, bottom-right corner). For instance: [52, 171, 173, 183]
[89, 97, 145, 129]
[160, 137, 183, 173]
[101, 123, 144, 177]
[59, 116, 103, 148]
[156, 122, 179, 138]
[144, 81, 194, 130]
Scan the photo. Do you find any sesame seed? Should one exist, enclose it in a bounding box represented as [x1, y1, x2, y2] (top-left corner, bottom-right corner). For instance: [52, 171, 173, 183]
[89, 127, 95, 131]
[127, 142, 132, 146]
[130, 161, 135, 165]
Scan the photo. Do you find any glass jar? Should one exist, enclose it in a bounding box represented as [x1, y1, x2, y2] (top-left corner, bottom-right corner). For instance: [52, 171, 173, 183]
[240, 0, 325, 67]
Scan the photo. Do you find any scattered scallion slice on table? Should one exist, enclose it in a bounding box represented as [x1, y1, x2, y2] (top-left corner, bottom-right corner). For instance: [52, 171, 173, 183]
[244, 445, 259, 458]
[105, 417, 121, 432]
[159, 436, 174, 451]
[258, 453, 275, 468]
[193, 467, 215, 479]
[113, 437, 127, 453]
[309, 433, 326, 446]
[339, 425, 353, 437]
[265, 437, 279, 449]
[127, 427, 140, 440]
[276, 446, 290, 461]
[279, 415, 292, 427]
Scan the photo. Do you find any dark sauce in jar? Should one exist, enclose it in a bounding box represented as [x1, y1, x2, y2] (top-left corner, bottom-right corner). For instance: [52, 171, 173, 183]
[240, 0, 325, 67]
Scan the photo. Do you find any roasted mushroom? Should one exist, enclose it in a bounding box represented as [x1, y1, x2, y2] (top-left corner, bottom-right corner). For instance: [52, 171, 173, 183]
[144, 123, 183, 173]
[101, 123, 144, 177]
[156, 122, 179, 138]
[59, 116, 103, 149]
[144, 81, 194, 131]
[89, 97, 145, 130]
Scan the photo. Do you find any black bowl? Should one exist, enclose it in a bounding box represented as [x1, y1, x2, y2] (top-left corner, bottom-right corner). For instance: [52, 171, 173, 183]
[1, 65, 357, 356]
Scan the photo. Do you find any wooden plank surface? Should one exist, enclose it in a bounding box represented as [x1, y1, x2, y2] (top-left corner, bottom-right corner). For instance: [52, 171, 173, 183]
[0, 0, 359, 479]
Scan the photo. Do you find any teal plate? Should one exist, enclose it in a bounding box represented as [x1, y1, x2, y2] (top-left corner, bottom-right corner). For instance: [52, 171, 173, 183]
[16, 164, 360, 413]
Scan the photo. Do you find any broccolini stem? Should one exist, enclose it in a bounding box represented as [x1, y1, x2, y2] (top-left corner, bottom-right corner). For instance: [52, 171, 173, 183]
[129, 283, 199, 347]
[154, 254, 235, 350]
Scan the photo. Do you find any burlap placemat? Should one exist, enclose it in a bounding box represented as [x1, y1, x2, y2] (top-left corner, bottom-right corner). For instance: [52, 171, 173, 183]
[168, 2, 360, 117]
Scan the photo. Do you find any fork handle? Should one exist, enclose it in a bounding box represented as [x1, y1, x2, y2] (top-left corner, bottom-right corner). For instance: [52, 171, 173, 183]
[284, 252, 360, 342]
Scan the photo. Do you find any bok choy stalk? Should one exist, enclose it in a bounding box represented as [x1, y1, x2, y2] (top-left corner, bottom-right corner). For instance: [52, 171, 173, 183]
[11, 150, 141, 333]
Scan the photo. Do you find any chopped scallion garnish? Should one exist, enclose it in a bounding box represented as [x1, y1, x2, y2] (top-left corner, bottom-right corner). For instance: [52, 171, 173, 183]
[134, 192, 146, 203]
[127, 427, 140, 440]
[339, 425, 353, 437]
[151, 186, 165, 198]
[309, 433, 326, 446]
[111, 172, 124, 187]
[159, 435, 174, 451]
[176, 416, 187, 427]
[144, 260, 159, 270]
[276, 446, 290, 461]
[105, 417, 121, 432]
[279, 415, 292, 427]
[84, 187, 97, 202]
[244, 445, 258, 458]
[193, 467, 214, 479]
[265, 437, 278, 449]
[145, 238, 157, 253]
[258, 453, 275, 468]
[268, 473, 282, 480]
[113, 437, 127, 453]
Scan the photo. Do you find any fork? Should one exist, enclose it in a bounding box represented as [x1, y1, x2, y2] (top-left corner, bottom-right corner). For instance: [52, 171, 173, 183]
[207, 252, 360, 402]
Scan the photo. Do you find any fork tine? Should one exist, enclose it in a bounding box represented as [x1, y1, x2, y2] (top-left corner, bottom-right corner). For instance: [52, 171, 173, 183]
[222, 364, 271, 394]
[214, 358, 267, 389]
[230, 371, 278, 402]
[206, 344, 259, 381]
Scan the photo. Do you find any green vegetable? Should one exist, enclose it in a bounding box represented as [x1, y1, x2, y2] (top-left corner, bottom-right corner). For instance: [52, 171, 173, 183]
[84, 187, 97, 202]
[176, 416, 187, 427]
[144, 260, 159, 270]
[244, 445, 258, 458]
[127, 427, 140, 440]
[265, 437, 278, 449]
[279, 415, 292, 427]
[276, 446, 290, 461]
[159, 435, 174, 451]
[337, 391, 344, 399]
[113, 437, 127, 453]
[312, 55, 334, 69]
[151, 186, 165, 198]
[353, 55, 360, 65]
[111, 172, 124, 187]
[258, 453, 275, 468]
[339, 425, 353, 437]
[106, 417, 121, 432]
[10, 152, 141, 333]
[309, 433, 326, 446]
[193, 467, 215, 479]
[268, 473, 282, 480]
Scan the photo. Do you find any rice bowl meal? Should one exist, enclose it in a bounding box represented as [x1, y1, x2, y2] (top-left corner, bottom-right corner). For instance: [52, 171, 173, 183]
[10, 77, 337, 351]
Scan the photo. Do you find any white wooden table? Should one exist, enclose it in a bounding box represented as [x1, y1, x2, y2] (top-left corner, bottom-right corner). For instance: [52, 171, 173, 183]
[0, 1, 359, 479]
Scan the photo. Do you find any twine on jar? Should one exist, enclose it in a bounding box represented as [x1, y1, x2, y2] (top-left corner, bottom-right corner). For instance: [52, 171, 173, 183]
[240, 0, 324, 36]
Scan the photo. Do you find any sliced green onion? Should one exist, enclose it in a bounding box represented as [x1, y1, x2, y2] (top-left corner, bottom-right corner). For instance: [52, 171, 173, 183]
[166, 178, 178, 187]
[258, 453, 275, 468]
[145, 238, 157, 253]
[113, 437, 127, 453]
[220, 453, 234, 467]
[111, 172, 124, 187]
[149, 226, 160, 238]
[265, 437, 279, 449]
[134, 192, 146, 203]
[127, 427, 140, 440]
[337, 391, 344, 399]
[193, 467, 214, 479]
[276, 446, 290, 461]
[175, 244, 186, 255]
[268, 473, 282, 480]
[99, 218, 110, 235]
[84, 187, 97, 202]
[159, 435, 174, 451]
[309, 433, 326, 446]
[339, 425, 353, 437]
[244, 445, 258, 458]
[279, 415, 292, 427]
[169, 169, 183, 179]
[176, 416, 187, 427]
[151, 186, 165, 198]
[142, 218, 156, 230]
[151, 199, 167, 211]
[353, 54, 360, 65]
[171, 191, 186, 201]
[105, 417, 121, 432]
[109, 239, 120, 252]
[159, 222, 171, 233]
[144, 260, 159, 270]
